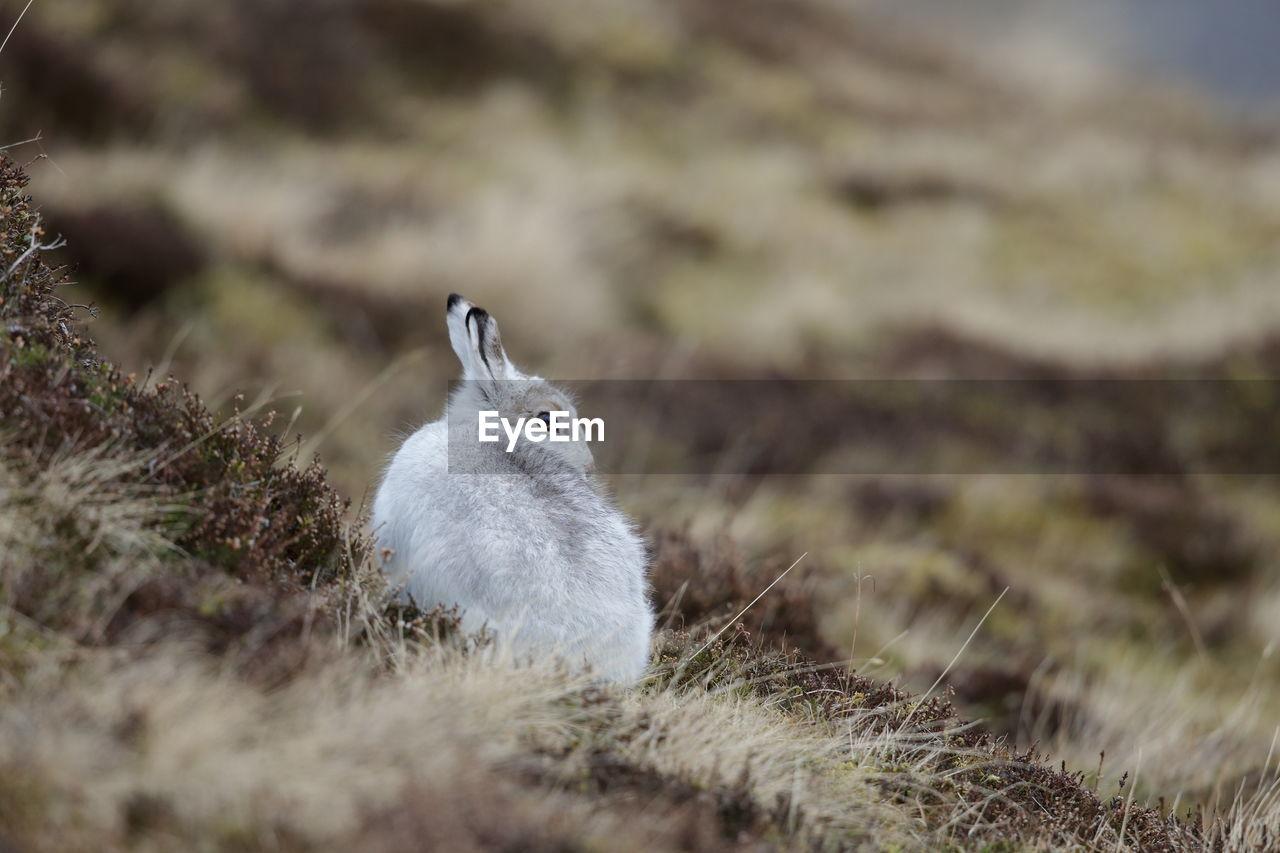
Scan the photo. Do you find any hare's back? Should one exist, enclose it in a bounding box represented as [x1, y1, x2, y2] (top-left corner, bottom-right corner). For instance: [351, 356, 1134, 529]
[372, 421, 447, 562]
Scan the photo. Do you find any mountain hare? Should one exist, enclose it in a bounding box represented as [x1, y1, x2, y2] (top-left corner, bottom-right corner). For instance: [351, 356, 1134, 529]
[372, 294, 653, 683]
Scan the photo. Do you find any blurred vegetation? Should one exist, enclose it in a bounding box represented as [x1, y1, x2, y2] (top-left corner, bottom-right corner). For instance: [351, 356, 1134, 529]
[2, 159, 1230, 849]
[2, 0, 1280, 848]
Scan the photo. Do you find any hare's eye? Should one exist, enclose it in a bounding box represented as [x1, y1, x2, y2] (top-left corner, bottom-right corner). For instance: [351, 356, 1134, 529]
[536, 411, 552, 426]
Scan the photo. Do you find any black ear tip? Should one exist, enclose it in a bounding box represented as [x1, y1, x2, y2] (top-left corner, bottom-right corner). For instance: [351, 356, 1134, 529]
[447, 293, 464, 311]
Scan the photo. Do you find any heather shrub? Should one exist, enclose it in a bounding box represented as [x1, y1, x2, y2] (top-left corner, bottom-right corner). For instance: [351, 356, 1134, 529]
[0, 156, 360, 668]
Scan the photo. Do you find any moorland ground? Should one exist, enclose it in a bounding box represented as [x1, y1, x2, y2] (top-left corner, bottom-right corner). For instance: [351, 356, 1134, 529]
[3, 1, 1280, 849]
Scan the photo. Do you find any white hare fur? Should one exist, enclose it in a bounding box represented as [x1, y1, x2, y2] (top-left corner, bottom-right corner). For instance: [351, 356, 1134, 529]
[372, 294, 653, 683]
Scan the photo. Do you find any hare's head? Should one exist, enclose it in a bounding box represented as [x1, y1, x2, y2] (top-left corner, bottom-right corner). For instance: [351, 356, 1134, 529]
[445, 294, 594, 475]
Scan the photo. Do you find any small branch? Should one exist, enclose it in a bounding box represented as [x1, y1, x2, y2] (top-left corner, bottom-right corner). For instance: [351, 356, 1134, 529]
[5, 219, 65, 280]
[897, 587, 1009, 733]
[1159, 566, 1209, 665]
[689, 551, 808, 661]
[0, 0, 36, 58]
[0, 130, 43, 151]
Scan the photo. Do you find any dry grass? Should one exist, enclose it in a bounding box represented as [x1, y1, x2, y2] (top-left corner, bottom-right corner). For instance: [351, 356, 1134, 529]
[0, 203, 1257, 847]
[0, 455, 1225, 850]
[5, 0, 1280, 847]
[0, 431, 1136, 850]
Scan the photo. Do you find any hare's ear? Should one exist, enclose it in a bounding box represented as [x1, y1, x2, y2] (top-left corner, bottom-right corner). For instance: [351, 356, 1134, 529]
[446, 293, 518, 381]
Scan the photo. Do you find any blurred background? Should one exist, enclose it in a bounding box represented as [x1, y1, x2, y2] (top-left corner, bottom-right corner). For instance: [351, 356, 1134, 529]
[4, 0, 1280, 810]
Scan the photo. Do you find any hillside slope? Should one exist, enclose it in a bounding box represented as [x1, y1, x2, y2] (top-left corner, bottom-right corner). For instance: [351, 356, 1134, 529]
[1, 155, 1260, 852]
[3, 0, 1280, 848]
